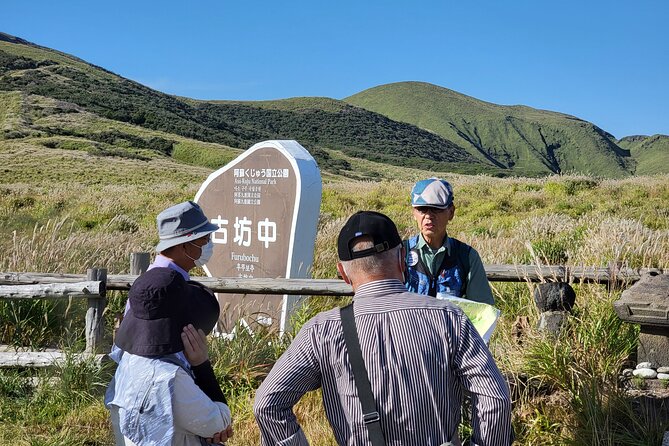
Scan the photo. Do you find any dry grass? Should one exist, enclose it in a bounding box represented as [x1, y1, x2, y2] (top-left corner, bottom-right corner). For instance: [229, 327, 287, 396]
[1, 164, 669, 444]
[226, 391, 337, 446]
[2, 218, 143, 274]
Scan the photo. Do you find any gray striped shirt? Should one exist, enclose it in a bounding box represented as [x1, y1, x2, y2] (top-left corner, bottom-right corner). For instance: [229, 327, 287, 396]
[254, 279, 512, 445]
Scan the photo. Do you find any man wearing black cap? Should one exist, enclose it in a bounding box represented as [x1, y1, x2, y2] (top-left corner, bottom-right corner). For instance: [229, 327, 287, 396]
[254, 211, 512, 445]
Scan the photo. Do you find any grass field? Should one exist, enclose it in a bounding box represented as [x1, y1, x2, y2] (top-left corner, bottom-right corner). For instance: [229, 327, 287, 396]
[1, 143, 668, 445]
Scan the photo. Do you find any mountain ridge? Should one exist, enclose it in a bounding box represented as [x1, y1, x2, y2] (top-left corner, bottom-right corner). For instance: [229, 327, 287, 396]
[0, 33, 496, 176]
[1, 32, 666, 178]
[345, 81, 638, 177]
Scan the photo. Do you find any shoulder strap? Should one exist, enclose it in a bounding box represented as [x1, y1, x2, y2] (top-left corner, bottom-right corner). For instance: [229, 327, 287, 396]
[340, 304, 387, 446]
[403, 236, 419, 264]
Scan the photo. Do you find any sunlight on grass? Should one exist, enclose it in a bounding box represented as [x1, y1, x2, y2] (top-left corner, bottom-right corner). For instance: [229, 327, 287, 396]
[1, 162, 668, 444]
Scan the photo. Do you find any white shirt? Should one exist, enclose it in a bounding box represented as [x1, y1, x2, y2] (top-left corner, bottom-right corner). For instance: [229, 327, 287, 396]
[109, 366, 231, 446]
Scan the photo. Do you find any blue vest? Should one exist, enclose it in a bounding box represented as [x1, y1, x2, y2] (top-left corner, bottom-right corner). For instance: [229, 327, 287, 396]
[404, 235, 470, 298]
[105, 351, 203, 446]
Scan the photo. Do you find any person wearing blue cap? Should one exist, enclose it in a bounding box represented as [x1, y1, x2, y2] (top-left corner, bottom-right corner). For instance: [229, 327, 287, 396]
[405, 178, 494, 304]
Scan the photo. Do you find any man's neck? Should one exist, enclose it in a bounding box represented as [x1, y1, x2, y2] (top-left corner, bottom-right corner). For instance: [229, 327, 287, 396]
[352, 278, 405, 296]
[160, 254, 186, 270]
[422, 233, 446, 250]
[153, 254, 192, 280]
[350, 273, 403, 292]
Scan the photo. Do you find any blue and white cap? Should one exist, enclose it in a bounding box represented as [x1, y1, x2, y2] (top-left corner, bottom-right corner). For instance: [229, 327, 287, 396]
[411, 178, 454, 209]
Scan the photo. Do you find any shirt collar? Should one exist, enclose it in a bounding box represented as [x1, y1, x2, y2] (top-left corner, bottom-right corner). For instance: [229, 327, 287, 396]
[354, 279, 407, 299]
[149, 254, 191, 281]
[417, 233, 450, 255]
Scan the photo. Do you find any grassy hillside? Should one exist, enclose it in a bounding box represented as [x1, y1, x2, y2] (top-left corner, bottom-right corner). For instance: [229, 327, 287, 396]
[346, 82, 636, 177]
[3, 32, 661, 179]
[0, 33, 498, 177]
[0, 89, 242, 170]
[618, 134, 669, 175]
[2, 164, 669, 444]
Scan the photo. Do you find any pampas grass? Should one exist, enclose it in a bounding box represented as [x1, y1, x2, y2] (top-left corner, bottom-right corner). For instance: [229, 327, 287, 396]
[2, 172, 669, 444]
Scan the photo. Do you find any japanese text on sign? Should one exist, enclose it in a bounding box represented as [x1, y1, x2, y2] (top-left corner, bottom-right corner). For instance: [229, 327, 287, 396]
[234, 168, 290, 178]
[210, 215, 277, 248]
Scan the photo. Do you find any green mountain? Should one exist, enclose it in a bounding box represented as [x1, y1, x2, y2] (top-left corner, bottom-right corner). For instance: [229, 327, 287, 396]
[345, 82, 636, 177]
[617, 135, 669, 176]
[0, 32, 493, 177]
[1, 33, 664, 178]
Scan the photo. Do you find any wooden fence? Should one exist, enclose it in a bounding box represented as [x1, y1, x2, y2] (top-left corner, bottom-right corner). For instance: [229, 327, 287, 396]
[0, 252, 664, 368]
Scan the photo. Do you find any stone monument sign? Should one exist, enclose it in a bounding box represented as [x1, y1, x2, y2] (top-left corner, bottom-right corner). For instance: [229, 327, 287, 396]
[195, 140, 321, 335]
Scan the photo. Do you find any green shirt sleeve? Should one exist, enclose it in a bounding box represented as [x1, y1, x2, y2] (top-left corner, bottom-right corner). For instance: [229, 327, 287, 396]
[465, 248, 495, 305]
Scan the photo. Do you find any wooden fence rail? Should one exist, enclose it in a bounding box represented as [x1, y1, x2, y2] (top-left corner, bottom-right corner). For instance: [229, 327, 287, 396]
[0, 281, 104, 299]
[1, 265, 663, 293]
[0, 351, 108, 368]
[0, 254, 665, 368]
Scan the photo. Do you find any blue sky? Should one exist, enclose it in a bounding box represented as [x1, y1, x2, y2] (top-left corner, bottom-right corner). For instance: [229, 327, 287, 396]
[3, 0, 667, 138]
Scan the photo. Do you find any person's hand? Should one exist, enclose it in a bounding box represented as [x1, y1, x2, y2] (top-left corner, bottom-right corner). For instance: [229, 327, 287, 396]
[181, 324, 208, 366]
[207, 424, 233, 444]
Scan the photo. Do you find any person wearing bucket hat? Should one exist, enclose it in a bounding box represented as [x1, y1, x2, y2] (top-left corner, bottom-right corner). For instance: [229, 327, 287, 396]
[105, 268, 232, 446]
[254, 211, 512, 445]
[150, 200, 219, 280]
[116, 200, 224, 380]
[106, 201, 234, 445]
[404, 178, 494, 304]
[146, 201, 230, 412]
[117, 201, 218, 318]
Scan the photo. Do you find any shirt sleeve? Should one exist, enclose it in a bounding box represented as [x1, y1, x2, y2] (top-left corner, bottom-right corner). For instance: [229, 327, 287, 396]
[465, 247, 495, 305]
[172, 367, 231, 439]
[192, 359, 227, 403]
[253, 321, 322, 445]
[452, 311, 513, 445]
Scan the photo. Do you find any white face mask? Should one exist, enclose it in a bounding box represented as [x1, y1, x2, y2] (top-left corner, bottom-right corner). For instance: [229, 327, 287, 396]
[190, 240, 214, 267]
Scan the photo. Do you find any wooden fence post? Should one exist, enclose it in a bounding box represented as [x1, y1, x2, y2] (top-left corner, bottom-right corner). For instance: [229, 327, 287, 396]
[111, 252, 151, 342]
[130, 252, 150, 276]
[85, 268, 107, 354]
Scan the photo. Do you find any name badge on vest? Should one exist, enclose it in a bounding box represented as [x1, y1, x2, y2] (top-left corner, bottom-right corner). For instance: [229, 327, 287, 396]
[407, 249, 419, 267]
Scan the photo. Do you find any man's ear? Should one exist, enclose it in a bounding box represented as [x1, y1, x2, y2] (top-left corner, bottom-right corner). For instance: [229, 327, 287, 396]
[337, 262, 350, 284]
[447, 204, 456, 221]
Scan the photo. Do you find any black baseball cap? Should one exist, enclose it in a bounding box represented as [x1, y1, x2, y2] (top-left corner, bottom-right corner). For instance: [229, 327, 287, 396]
[337, 211, 402, 261]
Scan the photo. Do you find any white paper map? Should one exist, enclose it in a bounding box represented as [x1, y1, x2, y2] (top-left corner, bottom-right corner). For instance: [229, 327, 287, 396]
[436, 294, 501, 343]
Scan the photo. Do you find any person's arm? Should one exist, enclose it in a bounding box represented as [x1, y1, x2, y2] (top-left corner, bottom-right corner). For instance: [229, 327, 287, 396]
[172, 367, 232, 438]
[182, 325, 233, 444]
[452, 311, 512, 445]
[465, 248, 495, 305]
[253, 321, 322, 446]
[191, 360, 226, 403]
[182, 324, 227, 404]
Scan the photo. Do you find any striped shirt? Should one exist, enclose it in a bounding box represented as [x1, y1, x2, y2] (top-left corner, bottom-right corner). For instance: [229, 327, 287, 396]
[254, 279, 512, 446]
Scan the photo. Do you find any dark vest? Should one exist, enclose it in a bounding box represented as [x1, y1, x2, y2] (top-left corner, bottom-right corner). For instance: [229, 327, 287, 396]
[404, 235, 471, 298]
